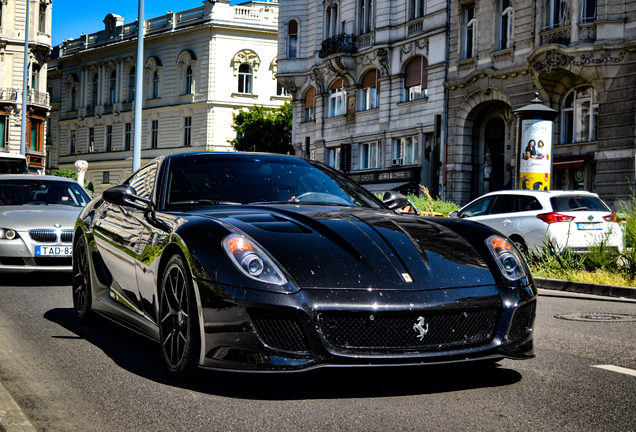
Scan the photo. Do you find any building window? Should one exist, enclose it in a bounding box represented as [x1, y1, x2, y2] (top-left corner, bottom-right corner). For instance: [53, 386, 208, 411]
[0, 116, 7, 148]
[106, 125, 113, 151]
[184, 117, 192, 147]
[31, 65, 40, 91]
[408, 0, 424, 21]
[562, 86, 598, 144]
[184, 65, 193, 94]
[499, 0, 513, 50]
[128, 67, 135, 102]
[88, 127, 95, 153]
[29, 120, 43, 152]
[545, 0, 567, 30]
[360, 142, 380, 169]
[103, 171, 110, 184]
[69, 130, 76, 154]
[464, 4, 476, 59]
[325, 4, 338, 38]
[359, 0, 374, 34]
[394, 136, 419, 165]
[327, 147, 341, 169]
[91, 74, 99, 108]
[125, 123, 132, 151]
[39, 4, 46, 33]
[151, 120, 158, 149]
[151, 71, 159, 99]
[109, 71, 116, 105]
[288, 20, 298, 59]
[238, 64, 252, 94]
[360, 69, 379, 110]
[304, 87, 315, 122]
[404, 56, 428, 101]
[581, 0, 596, 23]
[277, 83, 289, 97]
[70, 86, 77, 112]
[328, 79, 345, 118]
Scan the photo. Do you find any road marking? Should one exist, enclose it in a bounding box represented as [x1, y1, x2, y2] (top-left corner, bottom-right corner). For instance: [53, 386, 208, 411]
[593, 365, 636, 377]
[0, 380, 36, 432]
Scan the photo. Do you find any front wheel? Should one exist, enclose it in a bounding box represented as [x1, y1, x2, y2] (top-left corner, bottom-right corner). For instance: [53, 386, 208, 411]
[159, 254, 201, 380]
[72, 235, 96, 324]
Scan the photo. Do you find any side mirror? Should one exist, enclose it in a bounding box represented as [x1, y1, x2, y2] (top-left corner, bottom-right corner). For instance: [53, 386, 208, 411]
[102, 185, 153, 212]
[382, 191, 408, 210]
[449, 211, 459, 218]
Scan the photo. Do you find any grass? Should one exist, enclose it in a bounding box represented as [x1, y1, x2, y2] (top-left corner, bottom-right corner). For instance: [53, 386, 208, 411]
[529, 266, 636, 287]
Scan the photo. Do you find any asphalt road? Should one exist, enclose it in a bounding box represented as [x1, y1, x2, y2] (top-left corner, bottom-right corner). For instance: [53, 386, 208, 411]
[0, 274, 635, 432]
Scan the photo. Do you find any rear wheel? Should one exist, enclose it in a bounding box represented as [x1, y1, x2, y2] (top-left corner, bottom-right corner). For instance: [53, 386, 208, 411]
[510, 236, 528, 254]
[159, 254, 201, 380]
[72, 235, 96, 324]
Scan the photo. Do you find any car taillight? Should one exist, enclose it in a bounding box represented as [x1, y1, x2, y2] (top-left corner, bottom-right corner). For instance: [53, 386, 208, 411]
[537, 212, 575, 224]
[603, 212, 619, 222]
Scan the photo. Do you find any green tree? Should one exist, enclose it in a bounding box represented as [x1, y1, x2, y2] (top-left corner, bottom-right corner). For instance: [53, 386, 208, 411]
[229, 102, 293, 154]
[52, 168, 78, 180]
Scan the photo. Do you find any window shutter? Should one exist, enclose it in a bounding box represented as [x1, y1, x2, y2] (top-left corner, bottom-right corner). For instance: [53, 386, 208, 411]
[404, 57, 422, 88]
[289, 20, 298, 35]
[361, 70, 377, 89]
[305, 87, 315, 108]
[330, 79, 343, 90]
[421, 57, 428, 89]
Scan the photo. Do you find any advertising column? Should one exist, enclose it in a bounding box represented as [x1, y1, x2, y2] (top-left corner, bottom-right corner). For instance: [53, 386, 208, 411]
[519, 119, 552, 190]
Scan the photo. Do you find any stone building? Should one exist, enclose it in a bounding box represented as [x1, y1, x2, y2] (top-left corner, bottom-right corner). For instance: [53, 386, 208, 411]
[444, 0, 636, 209]
[0, 0, 52, 172]
[48, 0, 287, 193]
[276, 0, 447, 195]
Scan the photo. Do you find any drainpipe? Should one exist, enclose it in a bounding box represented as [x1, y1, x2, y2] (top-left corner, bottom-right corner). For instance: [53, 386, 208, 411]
[441, 3, 450, 202]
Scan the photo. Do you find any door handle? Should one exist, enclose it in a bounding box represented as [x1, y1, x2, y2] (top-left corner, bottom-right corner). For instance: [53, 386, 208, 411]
[503, 219, 511, 226]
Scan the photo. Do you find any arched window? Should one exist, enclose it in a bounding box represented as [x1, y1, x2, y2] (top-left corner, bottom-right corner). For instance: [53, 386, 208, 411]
[152, 71, 159, 99]
[404, 56, 428, 101]
[328, 79, 345, 117]
[128, 67, 136, 102]
[238, 64, 252, 94]
[109, 71, 117, 105]
[304, 87, 315, 122]
[184, 65, 193, 94]
[91, 74, 99, 108]
[562, 86, 598, 144]
[360, 69, 379, 110]
[288, 20, 298, 59]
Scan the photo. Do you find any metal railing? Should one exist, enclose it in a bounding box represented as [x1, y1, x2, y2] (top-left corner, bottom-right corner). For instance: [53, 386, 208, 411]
[319, 34, 357, 58]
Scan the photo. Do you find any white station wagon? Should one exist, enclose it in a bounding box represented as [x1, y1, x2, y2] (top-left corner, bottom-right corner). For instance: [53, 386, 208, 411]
[451, 190, 623, 254]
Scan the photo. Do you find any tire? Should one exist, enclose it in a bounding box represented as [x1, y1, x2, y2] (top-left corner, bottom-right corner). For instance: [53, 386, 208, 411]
[511, 236, 528, 255]
[72, 235, 96, 324]
[159, 254, 201, 380]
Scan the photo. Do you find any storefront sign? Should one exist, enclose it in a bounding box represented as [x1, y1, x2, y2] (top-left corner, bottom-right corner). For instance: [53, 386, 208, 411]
[519, 119, 552, 191]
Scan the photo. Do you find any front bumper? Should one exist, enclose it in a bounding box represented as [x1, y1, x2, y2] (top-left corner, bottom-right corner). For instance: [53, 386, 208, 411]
[195, 280, 537, 372]
[0, 233, 72, 273]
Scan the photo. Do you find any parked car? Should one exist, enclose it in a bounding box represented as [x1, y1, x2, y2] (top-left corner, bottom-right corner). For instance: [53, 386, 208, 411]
[450, 190, 623, 254]
[73, 152, 536, 378]
[0, 175, 91, 273]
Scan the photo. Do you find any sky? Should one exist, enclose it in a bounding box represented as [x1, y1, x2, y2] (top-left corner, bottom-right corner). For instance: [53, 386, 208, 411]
[51, 0, 219, 46]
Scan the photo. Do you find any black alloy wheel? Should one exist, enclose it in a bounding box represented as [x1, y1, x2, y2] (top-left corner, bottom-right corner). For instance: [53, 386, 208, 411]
[511, 236, 528, 255]
[159, 254, 201, 379]
[72, 235, 95, 324]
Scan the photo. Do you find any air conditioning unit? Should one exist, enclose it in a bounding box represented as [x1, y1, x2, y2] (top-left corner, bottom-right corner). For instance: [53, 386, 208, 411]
[392, 157, 404, 166]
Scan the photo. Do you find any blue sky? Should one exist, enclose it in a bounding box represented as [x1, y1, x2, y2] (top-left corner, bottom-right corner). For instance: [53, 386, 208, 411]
[52, 0, 211, 46]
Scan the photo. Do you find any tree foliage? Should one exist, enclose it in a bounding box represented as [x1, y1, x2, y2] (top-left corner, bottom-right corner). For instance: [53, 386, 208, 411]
[52, 169, 78, 180]
[229, 102, 293, 154]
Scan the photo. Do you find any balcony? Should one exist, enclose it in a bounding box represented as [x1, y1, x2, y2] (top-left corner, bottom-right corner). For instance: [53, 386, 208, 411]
[540, 25, 571, 46]
[0, 88, 49, 108]
[319, 34, 357, 59]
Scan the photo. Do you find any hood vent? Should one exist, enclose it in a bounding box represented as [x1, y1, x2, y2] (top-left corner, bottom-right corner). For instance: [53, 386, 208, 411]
[230, 213, 311, 234]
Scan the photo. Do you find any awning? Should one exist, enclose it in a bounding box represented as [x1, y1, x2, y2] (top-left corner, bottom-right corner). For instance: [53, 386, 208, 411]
[553, 160, 584, 170]
[552, 153, 592, 170]
[362, 182, 410, 191]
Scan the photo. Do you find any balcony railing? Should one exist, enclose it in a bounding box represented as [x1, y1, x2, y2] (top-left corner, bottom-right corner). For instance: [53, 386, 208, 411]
[0, 88, 49, 107]
[540, 25, 571, 46]
[357, 31, 374, 50]
[319, 34, 357, 59]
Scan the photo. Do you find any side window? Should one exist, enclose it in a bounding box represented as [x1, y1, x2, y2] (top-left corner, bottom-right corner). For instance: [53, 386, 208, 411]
[517, 195, 543, 211]
[490, 195, 515, 214]
[460, 196, 494, 217]
[126, 164, 158, 200]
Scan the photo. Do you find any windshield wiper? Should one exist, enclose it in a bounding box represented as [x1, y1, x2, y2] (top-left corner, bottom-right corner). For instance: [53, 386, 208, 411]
[570, 207, 588, 211]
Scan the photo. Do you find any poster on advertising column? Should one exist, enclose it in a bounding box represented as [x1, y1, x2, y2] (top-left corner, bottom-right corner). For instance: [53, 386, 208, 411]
[519, 119, 552, 191]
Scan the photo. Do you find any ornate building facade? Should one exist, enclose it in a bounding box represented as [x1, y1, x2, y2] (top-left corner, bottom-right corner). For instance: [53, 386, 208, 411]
[277, 0, 447, 195]
[445, 0, 636, 209]
[0, 0, 52, 172]
[48, 0, 287, 193]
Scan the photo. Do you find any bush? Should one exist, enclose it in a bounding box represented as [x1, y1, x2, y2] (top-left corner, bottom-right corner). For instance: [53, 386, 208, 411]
[52, 169, 78, 180]
[407, 186, 460, 216]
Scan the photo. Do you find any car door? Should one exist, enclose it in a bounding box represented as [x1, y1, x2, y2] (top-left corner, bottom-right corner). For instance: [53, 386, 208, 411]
[460, 195, 513, 235]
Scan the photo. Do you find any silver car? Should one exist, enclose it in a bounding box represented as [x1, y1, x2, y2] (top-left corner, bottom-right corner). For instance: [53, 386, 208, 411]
[451, 190, 624, 254]
[0, 175, 91, 273]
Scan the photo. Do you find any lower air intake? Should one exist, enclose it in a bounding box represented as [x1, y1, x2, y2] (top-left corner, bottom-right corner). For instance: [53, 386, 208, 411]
[248, 308, 311, 353]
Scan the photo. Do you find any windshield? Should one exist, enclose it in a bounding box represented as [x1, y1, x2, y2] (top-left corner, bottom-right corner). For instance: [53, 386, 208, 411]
[550, 195, 609, 212]
[0, 158, 28, 174]
[164, 154, 382, 209]
[0, 179, 91, 207]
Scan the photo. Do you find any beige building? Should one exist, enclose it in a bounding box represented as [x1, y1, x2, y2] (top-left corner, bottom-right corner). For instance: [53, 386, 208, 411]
[48, 0, 288, 193]
[276, 0, 447, 196]
[445, 0, 636, 210]
[0, 0, 52, 172]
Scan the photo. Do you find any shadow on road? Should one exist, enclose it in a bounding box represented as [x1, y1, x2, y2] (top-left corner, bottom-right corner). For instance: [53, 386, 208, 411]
[44, 307, 523, 400]
[1, 273, 72, 287]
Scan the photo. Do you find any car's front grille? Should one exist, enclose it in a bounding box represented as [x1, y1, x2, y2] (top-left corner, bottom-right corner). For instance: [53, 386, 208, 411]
[33, 257, 72, 267]
[61, 230, 73, 243]
[248, 308, 311, 353]
[320, 308, 499, 351]
[28, 229, 57, 243]
[508, 301, 536, 342]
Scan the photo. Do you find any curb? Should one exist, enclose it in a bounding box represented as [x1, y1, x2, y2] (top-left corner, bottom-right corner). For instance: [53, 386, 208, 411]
[534, 277, 636, 300]
[0, 381, 35, 432]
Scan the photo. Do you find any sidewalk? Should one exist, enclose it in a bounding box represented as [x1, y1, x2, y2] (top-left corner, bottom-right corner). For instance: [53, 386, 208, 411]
[534, 277, 636, 300]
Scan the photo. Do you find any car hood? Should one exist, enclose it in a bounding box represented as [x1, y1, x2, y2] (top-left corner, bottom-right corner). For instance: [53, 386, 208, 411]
[198, 206, 495, 290]
[0, 205, 82, 230]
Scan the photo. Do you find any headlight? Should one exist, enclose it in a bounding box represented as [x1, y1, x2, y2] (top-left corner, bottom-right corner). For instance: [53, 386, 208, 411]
[223, 235, 288, 286]
[485, 235, 526, 281]
[0, 228, 18, 240]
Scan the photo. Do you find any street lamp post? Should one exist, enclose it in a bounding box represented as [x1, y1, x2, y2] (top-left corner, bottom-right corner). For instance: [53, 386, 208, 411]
[20, 0, 31, 156]
[132, 0, 144, 172]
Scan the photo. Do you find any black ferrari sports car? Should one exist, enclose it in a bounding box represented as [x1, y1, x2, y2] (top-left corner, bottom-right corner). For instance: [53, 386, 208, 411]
[73, 152, 536, 378]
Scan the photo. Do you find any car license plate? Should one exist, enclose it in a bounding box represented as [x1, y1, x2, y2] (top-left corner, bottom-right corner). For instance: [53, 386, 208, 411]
[576, 222, 602, 231]
[36, 246, 72, 256]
